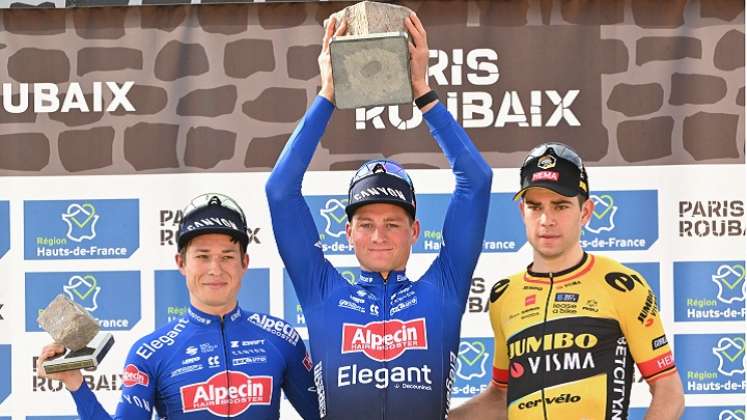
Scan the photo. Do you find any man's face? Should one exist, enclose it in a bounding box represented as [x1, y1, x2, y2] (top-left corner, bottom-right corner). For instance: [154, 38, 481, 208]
[175, 233, 249, 314]
[520, 188, 593, 261]
[346, 203, 419, 275]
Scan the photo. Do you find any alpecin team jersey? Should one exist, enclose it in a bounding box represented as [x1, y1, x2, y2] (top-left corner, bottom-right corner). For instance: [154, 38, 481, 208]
[489, 253, 677, 420]
[266, 96, 492, 419]
[70, 304, 319, 419]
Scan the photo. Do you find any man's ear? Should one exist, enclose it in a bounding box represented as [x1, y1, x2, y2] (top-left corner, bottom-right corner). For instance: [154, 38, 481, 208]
[410, 219, 420, 245]
[175, 252, 186, 276]
[580, 197, 594, 225]
[345, 221, 353, 245]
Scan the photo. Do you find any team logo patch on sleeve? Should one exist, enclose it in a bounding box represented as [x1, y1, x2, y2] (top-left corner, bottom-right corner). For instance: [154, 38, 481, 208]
[180, 371, 272, 416]
[122, 364, 149, 388]
[604, 272, 643, 293]
[490, 279, 510, 303]
[341, 318, 427, 361]
[303, 352, 313, 372]
[652, 335, 668, 350]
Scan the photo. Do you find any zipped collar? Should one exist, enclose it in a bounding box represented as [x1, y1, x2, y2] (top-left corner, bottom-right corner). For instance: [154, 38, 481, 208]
[524, 253, 595, 285]
[187, 303, 243, 327]
[356, 270, 410, 286]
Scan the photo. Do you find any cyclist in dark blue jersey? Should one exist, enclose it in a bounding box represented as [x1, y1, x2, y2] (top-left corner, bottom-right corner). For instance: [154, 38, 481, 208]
[265, 13, 492, 420]
[37, 194, 319, 419]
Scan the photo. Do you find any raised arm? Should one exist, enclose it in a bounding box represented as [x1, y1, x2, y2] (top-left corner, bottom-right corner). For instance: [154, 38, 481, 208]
[408, 14, 493, 304]
[265, 17, 346, 305]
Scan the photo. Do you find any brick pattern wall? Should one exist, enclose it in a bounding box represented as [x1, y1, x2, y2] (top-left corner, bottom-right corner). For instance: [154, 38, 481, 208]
[0, 0, 743, 176]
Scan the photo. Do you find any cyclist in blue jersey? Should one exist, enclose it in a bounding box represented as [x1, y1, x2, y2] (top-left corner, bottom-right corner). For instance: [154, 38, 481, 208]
[37, 194, 319, 419]
[265, 13, 492, 420]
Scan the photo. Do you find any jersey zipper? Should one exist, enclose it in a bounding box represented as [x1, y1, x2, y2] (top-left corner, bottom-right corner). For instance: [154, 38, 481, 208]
[381, 278, 389, 420]
[540, 272, 554, 420]
[220, 317, 232, 419]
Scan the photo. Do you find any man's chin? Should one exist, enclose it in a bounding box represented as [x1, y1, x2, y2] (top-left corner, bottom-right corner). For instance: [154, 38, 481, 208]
[536, 247, 563, 260]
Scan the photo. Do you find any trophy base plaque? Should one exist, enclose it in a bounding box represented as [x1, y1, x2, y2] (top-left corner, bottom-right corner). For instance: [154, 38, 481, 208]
[330, 32, 412, 110]
[43, 332, 114, 374]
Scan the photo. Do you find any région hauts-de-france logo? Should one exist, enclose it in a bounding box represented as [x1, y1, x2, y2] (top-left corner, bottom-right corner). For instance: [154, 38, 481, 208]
[712, 337, 746, 377]
[712, 264, 746, 305]
[25, 199, 139, 260]
[320, 198, 348, 239]
[61, 203, 99, 242]
[26, 271, 140, 331]
[456, 340, 490, 381]
[63, 274, 101, 311]
[579, 190, 657, 251]
[585, 194, 617, 234]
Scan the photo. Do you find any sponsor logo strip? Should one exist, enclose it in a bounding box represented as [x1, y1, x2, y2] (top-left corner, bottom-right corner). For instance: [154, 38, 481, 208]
[180, 371, 272, 416]
[341, 318, 428, 362]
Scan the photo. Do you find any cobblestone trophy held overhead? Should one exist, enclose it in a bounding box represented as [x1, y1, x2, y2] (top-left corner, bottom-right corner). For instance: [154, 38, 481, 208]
[37, 294, 114, 374]
[329, 1, 414, 109]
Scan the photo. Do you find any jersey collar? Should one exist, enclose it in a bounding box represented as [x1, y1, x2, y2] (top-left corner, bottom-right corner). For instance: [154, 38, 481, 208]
[187, 303, 243, 327]
[524, 253, 595, 285]
[358, 270, 410, 285]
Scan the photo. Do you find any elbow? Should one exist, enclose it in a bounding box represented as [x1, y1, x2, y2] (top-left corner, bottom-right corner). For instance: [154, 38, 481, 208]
[474, 163, 493, 197]
[674, 392, 685, 418]
[455, 151, 493, 196]
[265, 173, 286, 206]
[672, 374, 686, 417]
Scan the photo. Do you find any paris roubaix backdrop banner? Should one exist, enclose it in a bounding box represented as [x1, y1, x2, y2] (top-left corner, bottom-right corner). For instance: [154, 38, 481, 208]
[0, 0, 744, 418]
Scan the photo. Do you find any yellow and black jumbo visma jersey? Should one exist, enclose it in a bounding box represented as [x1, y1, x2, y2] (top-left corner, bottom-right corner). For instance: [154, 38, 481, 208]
[489, 253, 677, 420]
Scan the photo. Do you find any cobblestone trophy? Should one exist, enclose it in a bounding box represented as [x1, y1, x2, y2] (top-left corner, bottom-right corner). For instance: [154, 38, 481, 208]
[329, 1, 415, 109]
[37, 294, 114, 374]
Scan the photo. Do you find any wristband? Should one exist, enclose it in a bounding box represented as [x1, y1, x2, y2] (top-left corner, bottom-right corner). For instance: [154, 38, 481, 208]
[414, 90, 438, 109]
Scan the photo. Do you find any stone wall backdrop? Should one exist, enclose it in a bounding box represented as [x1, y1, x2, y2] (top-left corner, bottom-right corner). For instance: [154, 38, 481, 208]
[0, 0, 743, 176]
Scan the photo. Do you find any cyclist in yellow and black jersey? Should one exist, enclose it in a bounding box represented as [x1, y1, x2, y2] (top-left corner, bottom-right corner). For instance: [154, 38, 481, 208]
[488, 253, 676, 419]
[451, 143, 684, 420]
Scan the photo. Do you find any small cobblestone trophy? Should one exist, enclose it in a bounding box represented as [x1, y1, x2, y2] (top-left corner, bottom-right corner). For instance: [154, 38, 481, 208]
[37, 294, 114, 374]
[329, 1, 415, 109]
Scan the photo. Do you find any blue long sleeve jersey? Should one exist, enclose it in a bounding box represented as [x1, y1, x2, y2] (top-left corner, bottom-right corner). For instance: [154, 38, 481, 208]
[69, 304, 319, 419]
[265, 96, 492, 420]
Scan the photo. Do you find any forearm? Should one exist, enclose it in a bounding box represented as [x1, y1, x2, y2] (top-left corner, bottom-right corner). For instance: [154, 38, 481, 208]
[423, 103, 492, 201]
[644, 397, 684, 420]
[449, 385, 507, 420]
[428, 102, 492, 288]
[644, 374, 685, 420]
[70, 382, 115, 420]
[265, 96, 334, 305]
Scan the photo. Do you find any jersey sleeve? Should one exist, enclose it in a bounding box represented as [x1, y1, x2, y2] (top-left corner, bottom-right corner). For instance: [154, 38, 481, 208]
[69, 381, 114, 420]
[609, 268, 677, 383]
[421, 103, 493, 307]
[70, 343, 156, 420]
[282, 337, 321, 420]
[265, 96, 337, 307]
[488, 279, 510, 388]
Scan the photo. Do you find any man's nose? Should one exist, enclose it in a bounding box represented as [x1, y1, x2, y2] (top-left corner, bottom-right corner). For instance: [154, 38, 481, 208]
[371, 225, 386, 242]
[207, 256, 222, 273]
[539, 211, 555, 226]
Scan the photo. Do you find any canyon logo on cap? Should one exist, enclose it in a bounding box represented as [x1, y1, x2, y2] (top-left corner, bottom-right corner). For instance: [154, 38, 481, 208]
[176, 194, 249, 252]
[345, 160, 416, 220]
